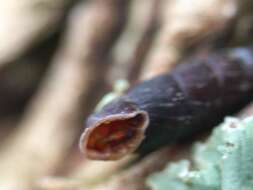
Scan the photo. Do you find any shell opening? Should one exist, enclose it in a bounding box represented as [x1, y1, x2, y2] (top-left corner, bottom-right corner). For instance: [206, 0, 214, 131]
[80, 112, 148, 160]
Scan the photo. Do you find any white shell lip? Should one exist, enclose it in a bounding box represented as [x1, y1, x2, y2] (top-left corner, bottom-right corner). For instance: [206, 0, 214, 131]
[79, 111, 149, 160]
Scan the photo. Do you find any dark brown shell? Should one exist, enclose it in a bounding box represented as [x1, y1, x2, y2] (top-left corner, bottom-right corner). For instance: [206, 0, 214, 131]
[80, 47, 253, 160]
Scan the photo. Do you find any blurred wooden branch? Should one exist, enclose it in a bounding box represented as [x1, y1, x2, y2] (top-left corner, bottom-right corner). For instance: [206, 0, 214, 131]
[0, 0, 129, 189]
[238, 102, 253, 118]
[108, 0, 161, 84]
[0, 0, 73, 67]
[91, 146, 190, 190]
[38, 156, 134, 190]
[140, 0, 237, 80]
[229, 0, 253, 44]
[38, 146, 190, 190]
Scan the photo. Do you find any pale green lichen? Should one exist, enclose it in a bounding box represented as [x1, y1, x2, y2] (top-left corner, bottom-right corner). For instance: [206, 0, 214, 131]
[147, 116, 253, 190]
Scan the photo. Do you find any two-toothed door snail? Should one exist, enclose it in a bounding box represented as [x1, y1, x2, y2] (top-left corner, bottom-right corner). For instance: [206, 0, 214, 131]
[79, 47, 253, 160]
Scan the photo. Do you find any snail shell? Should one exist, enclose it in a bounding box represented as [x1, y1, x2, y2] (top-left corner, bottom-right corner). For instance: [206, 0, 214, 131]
[80, 47, 253, 160]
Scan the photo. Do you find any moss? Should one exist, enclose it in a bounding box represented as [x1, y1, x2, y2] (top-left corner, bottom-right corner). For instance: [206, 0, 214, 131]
[147, 117, 253, 190]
